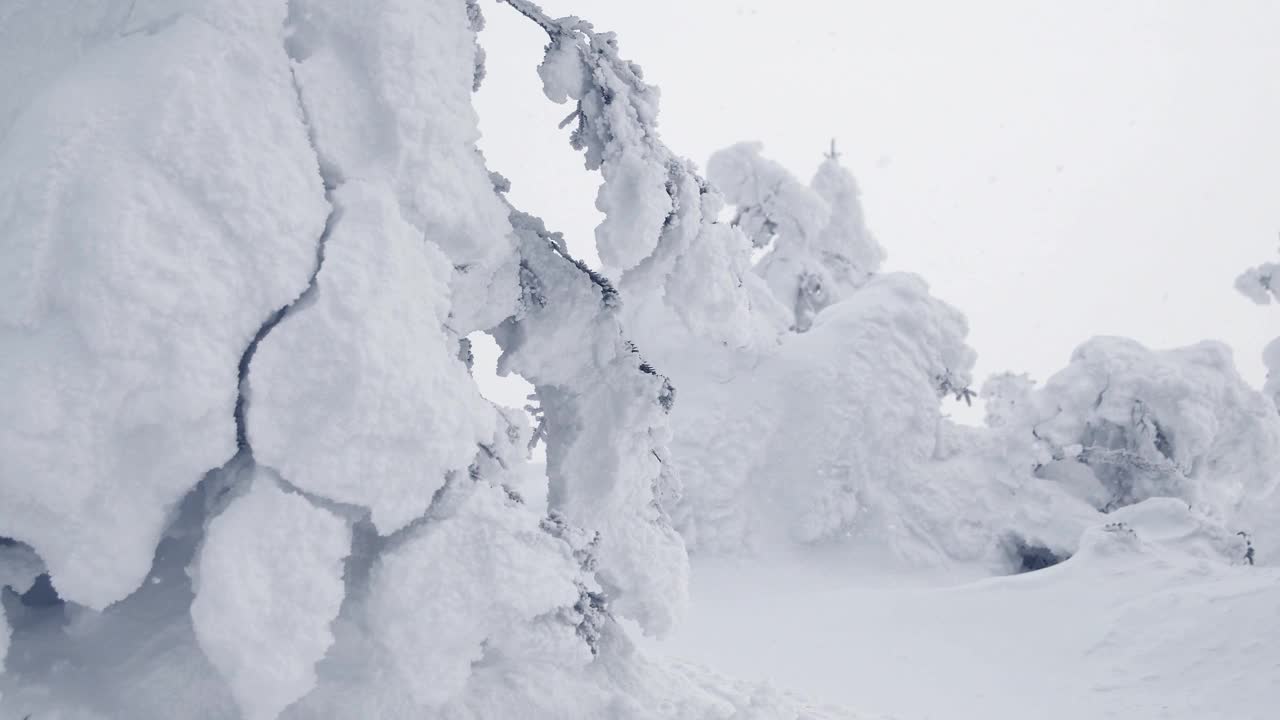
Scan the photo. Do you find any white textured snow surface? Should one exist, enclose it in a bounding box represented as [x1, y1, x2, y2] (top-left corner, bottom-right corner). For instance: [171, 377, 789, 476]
[3, 1, 1279, 719]
[0, 0, 328, 610]
[190, 470, 351, 720]
[652, 498, 1280, 720]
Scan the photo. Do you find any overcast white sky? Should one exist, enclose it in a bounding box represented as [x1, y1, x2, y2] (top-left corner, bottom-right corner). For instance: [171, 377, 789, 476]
[473, 0, 1279, 411]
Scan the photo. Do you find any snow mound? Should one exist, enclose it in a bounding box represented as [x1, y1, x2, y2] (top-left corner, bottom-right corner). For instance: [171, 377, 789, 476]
[362, 481, 582, 710]
[190, 469, 349, 720]
[1075, 497, 1249, 566]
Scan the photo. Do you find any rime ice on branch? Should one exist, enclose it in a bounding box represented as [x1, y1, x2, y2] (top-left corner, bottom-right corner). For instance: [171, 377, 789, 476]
[503, 0, 760, 357]
[491, 208, 688, 635]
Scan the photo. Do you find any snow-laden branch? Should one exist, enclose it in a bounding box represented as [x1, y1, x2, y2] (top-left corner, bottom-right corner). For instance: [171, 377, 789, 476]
[499, 0, 761, 358]
[499, 0, 575, 37]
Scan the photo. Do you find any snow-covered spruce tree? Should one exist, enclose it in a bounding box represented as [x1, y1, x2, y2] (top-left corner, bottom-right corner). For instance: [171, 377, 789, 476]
[0, 1, 857, 717]
[649, 141, 1025, 563]
[510, 6, 998, 560]
[993, 339, 1280, 556]
[957, 260, 1280, 569]
[1237, 250, 1280, 412]
[661, 138, 1280, 571]
[506, 9, 985, 565]
[707, 141, 885, 333]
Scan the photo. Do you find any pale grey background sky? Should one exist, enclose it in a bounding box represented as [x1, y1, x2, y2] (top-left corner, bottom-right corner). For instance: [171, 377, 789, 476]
[473, 0, 1279, 414]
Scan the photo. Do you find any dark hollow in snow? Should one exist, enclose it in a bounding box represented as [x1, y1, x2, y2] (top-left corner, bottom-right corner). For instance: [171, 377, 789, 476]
[1017, 545, 1066, 573]
[20, 573, 64, 608]
[1002, 535, 1070, 574]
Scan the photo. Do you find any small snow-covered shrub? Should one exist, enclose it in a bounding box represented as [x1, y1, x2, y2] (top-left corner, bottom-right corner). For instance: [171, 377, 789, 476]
[1025, 338, 1280, 524]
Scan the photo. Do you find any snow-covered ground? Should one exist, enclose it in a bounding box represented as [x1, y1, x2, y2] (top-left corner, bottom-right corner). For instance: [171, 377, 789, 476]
[650, 506, 1279, 720]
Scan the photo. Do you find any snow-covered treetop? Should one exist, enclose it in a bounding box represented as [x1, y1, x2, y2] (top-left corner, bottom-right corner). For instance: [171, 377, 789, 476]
[812, 149, 886, 281]
[706, 141, 886, 332]
[708, 141, 832, 248]
[1236, 247, 1280, 412]
[1236, 258, 1279, 305]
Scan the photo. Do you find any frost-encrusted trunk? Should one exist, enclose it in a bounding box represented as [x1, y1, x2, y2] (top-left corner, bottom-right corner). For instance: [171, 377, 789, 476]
[492, 210, 689, 635]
